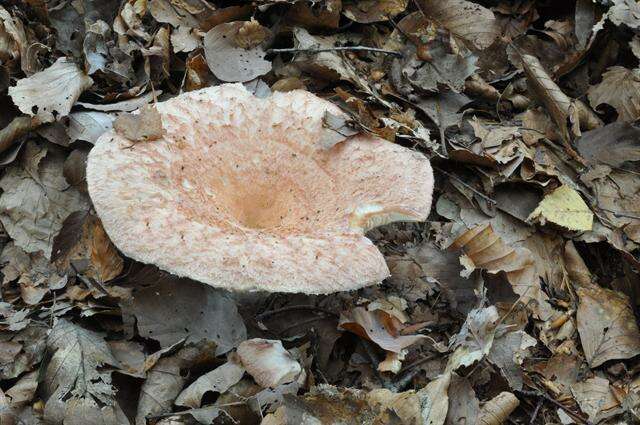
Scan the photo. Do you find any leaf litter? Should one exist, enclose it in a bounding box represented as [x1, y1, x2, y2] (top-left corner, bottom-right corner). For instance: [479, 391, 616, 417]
[1, 1, 640, 424]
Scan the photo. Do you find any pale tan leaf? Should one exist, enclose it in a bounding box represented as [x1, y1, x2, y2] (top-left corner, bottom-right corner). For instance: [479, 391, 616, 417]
[175, 360, 245, 407]
[477, 392, 519, 425]
[588, 66, 640, 122]
[339, 307, 426, 353]
[8, 58, 93, 123]
[113, 104, 164, 143]
[571, 377, 621, 423]
[418, 0, 500, 50]
[203, 21, 271, 83]
[449, 223, 554, 320]
[343, 0, 408, 24]
[527, 185, 593, 231]
[577, 285, 640, 368]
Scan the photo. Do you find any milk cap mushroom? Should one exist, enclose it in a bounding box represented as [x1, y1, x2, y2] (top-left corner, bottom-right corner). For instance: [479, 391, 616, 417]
[86, 84, 433, 293]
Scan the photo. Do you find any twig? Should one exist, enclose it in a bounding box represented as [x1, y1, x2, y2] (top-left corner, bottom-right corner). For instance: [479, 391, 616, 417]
[529, 398, 543, 424]
[0, 115, 42, 155]
[433, 166, 497, 205]
[519, 390, 590, 425]
[267, 46, 402, 57]
[257, 304, 339, 320]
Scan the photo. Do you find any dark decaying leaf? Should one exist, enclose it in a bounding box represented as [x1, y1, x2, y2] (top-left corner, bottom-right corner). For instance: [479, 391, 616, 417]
[128, 277, 246, 354]
[576, 122, 640, 167]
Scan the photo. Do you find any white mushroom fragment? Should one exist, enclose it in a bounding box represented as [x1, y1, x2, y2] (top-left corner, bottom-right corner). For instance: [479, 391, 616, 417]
[86, 84, 433, 293]
[236, 338, 301, 388]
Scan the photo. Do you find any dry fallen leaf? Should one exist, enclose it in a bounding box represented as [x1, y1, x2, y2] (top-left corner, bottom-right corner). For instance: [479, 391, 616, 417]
[449, 223, 554, 320]
[203, 21, 271, 83]
[8, 58, 93, 123]
[527, 185, 593, 231]
[588, 66, 640, 122]
[571, 376, 621, 423]
[175, 359, 245, 407]
[237, 339, 301, 388]
[113, 104, 164, 142]
[343, 0, 408, 24]
[127, 276, 246, 353]
[418, 0, 500, 50]
[447, 306, 499, 371]
[0, 144, 90, 258]
[339, 306, 426, 353]
[42, 319, 128, 425]
[51, 211, 124, 283]
[577, 285, 640, 368]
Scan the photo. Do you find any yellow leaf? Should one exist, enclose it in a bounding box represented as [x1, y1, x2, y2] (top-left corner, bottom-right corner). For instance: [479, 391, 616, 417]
[528, 185, 593, 231]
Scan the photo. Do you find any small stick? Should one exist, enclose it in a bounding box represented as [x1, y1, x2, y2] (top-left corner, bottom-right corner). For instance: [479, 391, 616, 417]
[267, 46, 402, 57]
[433, 166, 497, 205]
[257, 304, 338, 319]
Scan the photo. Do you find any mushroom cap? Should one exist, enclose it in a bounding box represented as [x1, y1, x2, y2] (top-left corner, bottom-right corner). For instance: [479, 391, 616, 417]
[86, 84, 433, 293]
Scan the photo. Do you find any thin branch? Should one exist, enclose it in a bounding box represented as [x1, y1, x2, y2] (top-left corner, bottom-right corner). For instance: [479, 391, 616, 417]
[267, 46, 402, 57]
[257, 304, 338, 320]
[433, 166, 497, 205]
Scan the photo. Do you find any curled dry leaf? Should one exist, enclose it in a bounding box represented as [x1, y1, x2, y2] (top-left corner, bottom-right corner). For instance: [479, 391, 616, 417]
[343, 0, 408, 24]
[113, 104, 164, 142]
[588, 66, 640, 122]
[263, 377, 450, 425]
[417, 0, 500, 50]
[236, 339, 301, 388]
[339, 306, 426, 353]
[51, 211, 124, 283]
[448, 223, 554, 320]
[203, 21, 271, 83]
[520, 54, 600, 149]
[175, 359, 245, 407]
[527, 185, 593, 231]
[8, 58, 93, 123]
[477, 392, 519, 425]
[86, 84, 433, 293]
[577, 285, 640, 368]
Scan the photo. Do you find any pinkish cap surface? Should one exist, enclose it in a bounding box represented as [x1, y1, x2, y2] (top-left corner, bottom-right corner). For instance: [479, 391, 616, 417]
[86, 84, 433, 293]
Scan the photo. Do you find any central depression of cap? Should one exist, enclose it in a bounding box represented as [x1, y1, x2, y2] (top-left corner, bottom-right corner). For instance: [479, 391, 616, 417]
[86, 84, 433, 293]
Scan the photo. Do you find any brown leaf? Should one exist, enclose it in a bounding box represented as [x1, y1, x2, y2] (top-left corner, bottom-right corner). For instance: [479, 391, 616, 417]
[477, 392, 519, 425]
[577, 284, 640, 368]
[417, 0, 500, 50]
[588, 66, 640, 122]
[449, 223, 554, 320]
[571, 377, 621, 423]
[343, 0, 407, 24]
[52, 212, 123, 283]
[113, 104, 164, 142]
[577, 122, 640, 167]
[338, 306, 425, 353]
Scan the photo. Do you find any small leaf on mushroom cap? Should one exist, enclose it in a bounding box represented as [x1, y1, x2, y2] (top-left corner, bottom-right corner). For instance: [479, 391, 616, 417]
[86, 84, 433, 293]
